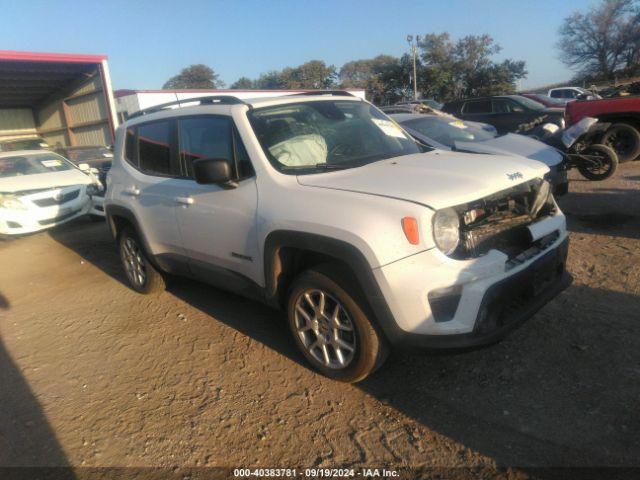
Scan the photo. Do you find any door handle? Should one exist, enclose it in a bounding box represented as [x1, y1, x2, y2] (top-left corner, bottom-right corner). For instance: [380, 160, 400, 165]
[124, 187, 140, 197]
[175, 196, 194, 206]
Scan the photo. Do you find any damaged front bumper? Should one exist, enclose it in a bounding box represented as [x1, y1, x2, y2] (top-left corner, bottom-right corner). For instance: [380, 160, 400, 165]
[372, 210, 571, 350]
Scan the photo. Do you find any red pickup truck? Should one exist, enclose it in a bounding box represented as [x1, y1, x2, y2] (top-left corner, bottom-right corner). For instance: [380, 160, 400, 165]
[565, 96, 640, 162]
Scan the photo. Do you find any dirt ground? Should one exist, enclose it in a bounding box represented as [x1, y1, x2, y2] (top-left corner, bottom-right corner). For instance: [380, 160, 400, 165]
[1, 163, 639, 478]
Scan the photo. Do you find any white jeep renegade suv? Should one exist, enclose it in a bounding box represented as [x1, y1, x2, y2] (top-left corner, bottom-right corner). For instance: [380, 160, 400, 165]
[105, 92, 570, 382]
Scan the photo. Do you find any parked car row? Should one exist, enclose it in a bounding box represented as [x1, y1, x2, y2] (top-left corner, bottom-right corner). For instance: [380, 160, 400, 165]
[401, 88, 640, 165]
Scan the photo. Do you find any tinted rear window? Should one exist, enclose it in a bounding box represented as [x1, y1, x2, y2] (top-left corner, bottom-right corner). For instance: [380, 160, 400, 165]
[463, 100, 491, 114]
[138, 121, 172, 175]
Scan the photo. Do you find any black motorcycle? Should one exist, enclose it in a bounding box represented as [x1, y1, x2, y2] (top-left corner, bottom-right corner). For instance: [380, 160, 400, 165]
[521, 117, 618, 181]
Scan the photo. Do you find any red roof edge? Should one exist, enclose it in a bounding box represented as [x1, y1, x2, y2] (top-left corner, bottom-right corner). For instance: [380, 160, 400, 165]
[0, 50, 107, 64]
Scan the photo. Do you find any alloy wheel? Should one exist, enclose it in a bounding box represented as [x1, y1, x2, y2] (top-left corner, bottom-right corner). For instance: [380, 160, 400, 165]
[121, 236, 146, 287]
[293, 289, 356, 369]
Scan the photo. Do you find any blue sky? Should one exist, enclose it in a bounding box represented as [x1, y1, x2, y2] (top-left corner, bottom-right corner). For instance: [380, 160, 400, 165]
[2, 0, 594, 90]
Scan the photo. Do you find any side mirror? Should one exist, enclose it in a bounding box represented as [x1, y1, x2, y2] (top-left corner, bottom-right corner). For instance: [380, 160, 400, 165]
[78, 163, 90, 171]
[512, 106, 524, 113]
[193, 158, 236, 187]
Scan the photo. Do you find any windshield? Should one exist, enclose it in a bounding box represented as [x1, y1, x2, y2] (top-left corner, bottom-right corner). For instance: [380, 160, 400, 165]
[248, 100, 420, 173]
[531, 94, 565, 106]
[0, 152, 75, 178]
[511, 96, 546, 111]
[63, 147, 113, 163]
[0, 138, 49, 151]
[403, 116, 496, 148]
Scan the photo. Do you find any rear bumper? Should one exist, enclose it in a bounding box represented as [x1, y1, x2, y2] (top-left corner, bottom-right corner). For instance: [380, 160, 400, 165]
[393, 238, 571, 350]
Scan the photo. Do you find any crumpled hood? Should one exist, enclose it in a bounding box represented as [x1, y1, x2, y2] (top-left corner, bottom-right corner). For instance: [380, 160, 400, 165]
[0, 169, 92, 194]
[297, 151, 549, 210]
[454, 133, 563, 167]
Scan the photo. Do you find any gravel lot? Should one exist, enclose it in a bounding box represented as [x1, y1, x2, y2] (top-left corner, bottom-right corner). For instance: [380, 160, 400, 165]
[1, 163, 639, 478]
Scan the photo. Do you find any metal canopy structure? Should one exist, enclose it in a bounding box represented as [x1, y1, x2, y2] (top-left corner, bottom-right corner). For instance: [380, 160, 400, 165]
[0, 51, 107, 108]
[0, 50, 117, 147]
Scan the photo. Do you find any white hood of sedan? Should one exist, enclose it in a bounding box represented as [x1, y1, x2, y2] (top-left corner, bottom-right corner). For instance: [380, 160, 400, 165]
[297, 151, 549, 210]
[0, 168, 92, 193]
[454, 133, 563, 167]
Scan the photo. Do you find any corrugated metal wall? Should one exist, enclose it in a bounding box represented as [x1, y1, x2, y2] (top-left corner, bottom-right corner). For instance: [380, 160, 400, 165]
[0, 108, 37, 138]
[36, 70, 111, 147]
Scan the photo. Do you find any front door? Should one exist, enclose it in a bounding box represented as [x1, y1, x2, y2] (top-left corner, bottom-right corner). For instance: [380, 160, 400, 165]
[172, 115, 261, 290]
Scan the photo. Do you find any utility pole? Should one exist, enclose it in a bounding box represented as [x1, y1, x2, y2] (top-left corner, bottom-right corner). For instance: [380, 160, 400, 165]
[407, 35, 420, 100]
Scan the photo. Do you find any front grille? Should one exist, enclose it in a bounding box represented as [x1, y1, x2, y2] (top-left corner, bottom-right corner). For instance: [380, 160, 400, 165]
[38, 209, 80, 225]
[455, 179, 555, 259]
[506, 231, 560, 270]
[33, 188, 81, 207]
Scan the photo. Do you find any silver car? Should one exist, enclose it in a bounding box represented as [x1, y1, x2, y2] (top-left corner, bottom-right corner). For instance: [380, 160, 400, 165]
[391, 113, 569, 196]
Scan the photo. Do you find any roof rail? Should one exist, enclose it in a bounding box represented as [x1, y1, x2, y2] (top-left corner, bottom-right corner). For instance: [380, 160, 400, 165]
[290, 90, 355, 97]
[129, 95, 248, 119]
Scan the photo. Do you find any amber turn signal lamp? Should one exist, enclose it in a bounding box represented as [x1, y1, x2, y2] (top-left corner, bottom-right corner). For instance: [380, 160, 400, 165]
[401, 217, 420, 245]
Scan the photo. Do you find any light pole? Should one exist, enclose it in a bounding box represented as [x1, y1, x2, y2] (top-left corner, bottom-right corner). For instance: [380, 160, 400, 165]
[406, 35, 420, 100]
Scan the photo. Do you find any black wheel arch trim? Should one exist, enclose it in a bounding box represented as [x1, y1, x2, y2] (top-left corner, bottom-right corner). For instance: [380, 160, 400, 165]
[105, 204, 167, 274]
[262, 230, 405, 344]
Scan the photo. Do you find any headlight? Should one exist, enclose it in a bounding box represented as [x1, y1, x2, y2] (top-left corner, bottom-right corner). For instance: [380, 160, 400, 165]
[0, 193, 27, 211]
[531, 180, 552, 217]
[86, 183, 103, 196]
[433, 208, 460, 255]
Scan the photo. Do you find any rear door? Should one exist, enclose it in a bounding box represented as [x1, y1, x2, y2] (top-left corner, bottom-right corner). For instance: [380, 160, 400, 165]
[490, 98, 530, 133]
[120, 120, 188, 273]
[172, 115, 261, 288]
[459, 99, 493, 125]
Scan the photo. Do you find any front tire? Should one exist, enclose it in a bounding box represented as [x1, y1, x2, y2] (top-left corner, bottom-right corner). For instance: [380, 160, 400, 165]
[118, 226, 166, 294]
[577, 144, 618, 181]
[286, 265, 388, 382]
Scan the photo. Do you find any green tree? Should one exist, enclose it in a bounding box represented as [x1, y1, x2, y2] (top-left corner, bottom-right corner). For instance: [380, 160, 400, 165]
[339, 55, 410, 104]
[254, 70, 287, 89]
[418, 33, 527, 100]
[558, 0, 640, 80]
[230, 77, 254, 89]
[281, 60, 337, 89]
[163, 64, 225, 89]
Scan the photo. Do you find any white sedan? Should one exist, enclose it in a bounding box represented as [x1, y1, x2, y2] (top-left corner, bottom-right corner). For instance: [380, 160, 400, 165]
[0, 150, 104, 235]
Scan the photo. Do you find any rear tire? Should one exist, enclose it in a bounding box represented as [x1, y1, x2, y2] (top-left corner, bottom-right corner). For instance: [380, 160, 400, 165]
[286, 265, 388, 382]
[601, 123, 640, 162]
[577, 144, 618, 181]
[117, 226, 166, 294]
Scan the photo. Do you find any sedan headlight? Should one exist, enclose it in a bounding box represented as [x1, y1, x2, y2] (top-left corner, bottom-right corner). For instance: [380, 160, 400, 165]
[0, 193, 27, 211]
[433, 208, 460, 255]
[86, 183, 103, 196]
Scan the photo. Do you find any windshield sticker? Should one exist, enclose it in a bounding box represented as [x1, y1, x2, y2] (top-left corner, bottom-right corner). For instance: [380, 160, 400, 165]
[449, 120, 468, 129]
[41, 159, 62, 168]
[372, 118, 407, 138]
